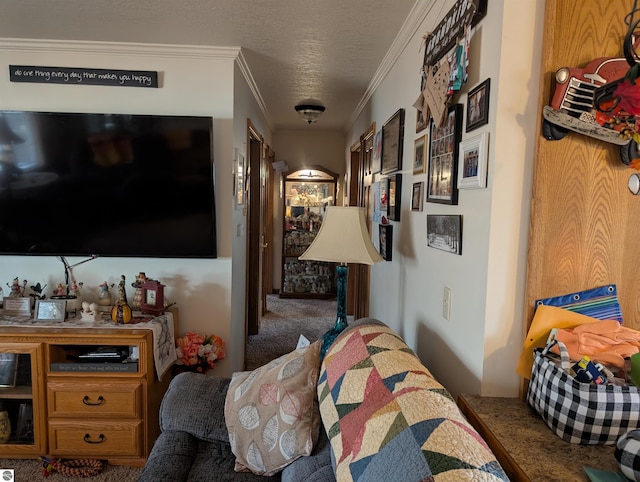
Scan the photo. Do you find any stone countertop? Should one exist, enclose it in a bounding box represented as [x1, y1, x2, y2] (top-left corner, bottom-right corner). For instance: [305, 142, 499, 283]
[458, 394, 621, 482]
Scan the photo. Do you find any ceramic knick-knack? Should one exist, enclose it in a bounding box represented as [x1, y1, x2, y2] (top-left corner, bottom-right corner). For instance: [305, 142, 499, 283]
[0, 410, 11, 443]
[98, 281, 113, 306]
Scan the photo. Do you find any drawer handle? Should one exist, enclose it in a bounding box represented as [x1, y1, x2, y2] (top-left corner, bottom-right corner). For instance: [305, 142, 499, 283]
[82, 395, 104, 406]
[83, 433, 105, 444]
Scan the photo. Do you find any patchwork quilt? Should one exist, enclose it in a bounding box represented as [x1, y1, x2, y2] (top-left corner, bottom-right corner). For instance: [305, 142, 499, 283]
[317, 323, 508, 481]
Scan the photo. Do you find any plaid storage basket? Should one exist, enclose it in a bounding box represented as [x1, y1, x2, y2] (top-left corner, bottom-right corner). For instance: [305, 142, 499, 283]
[527, 340, 640, 445]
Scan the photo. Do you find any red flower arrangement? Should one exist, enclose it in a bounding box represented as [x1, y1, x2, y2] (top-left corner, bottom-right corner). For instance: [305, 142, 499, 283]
[175, 332, 225, 373]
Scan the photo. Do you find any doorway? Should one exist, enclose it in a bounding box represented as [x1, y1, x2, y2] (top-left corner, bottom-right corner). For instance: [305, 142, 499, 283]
[245, 120, 273, 338]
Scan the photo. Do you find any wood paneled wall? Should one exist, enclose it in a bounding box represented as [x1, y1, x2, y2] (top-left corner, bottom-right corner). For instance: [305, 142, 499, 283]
[526, 0, 640, 330]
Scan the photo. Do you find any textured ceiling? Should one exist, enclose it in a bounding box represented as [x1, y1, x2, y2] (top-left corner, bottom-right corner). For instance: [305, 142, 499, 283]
[0, 0, 419, 131]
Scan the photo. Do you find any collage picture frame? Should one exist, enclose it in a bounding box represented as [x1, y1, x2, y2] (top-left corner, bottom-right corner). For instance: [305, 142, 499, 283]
[427, 103, 462, 205]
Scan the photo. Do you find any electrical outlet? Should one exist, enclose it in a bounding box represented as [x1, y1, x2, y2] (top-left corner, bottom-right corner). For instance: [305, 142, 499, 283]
[443, 287, 452, 321]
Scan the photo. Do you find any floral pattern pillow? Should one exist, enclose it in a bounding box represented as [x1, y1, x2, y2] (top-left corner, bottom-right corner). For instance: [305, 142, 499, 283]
[224, 340, 322, 476]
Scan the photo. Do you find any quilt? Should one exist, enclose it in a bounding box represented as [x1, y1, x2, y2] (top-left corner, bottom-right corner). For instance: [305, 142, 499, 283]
[317, 323, 508, 481]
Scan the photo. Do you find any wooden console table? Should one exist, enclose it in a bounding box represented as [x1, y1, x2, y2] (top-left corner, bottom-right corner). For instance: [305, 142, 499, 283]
[457, 394, 620, 481]
[0, 308, 178, 467]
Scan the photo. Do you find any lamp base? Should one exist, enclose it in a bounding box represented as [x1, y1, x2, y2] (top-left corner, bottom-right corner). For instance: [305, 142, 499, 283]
[320, 264, 349, 357]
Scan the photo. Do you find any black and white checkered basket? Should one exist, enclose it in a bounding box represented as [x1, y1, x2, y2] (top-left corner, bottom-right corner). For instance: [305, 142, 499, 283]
[526, 340, 640, 445]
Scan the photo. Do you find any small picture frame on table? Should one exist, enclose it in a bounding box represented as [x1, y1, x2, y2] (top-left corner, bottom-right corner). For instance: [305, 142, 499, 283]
[379, 224, 393, 261]
[411, 182, 424, 211]
[34, 299, 66, 322]
[427, 104, 462, 205]
[0, 353, 18, 387]
[458, 132, 489, 189]
[466, 78, 490, 132]
[2, 297, 31, 315]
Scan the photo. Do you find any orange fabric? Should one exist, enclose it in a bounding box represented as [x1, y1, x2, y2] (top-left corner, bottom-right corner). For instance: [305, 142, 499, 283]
[516, 305, 601, 379]
[552, 319, 640, 368]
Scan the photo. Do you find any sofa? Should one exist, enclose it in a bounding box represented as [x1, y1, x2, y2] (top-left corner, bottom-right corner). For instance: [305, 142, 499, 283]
[138, 318, 508, 481]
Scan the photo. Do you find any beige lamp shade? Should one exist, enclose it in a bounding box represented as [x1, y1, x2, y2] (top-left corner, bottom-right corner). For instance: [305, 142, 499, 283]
[299, 206, 382, 265]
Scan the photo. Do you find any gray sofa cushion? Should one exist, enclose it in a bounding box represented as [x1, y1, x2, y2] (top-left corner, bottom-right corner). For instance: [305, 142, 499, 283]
[160, 372, 231, 443]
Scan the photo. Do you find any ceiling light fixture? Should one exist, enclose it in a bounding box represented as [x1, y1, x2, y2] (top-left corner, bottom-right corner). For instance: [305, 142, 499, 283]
[295, 104, 325, 124]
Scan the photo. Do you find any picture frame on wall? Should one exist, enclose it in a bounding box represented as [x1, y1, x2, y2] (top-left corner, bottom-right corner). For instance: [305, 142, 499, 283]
[458, 132, 489, 189]
[427, 214, 462, 255]
[386, 174, 402, 221]
[234, 148, 245, 207]
[0, 353, 18, 387]
[381, 108, 405, 175]
[372, 129, 382, 174]
[411, 182, 424, 211]
[413, 135, 427, 174]
[466, 78, 490, 132]
[379, 224, 393, 261]
[427, 103, 462, 205]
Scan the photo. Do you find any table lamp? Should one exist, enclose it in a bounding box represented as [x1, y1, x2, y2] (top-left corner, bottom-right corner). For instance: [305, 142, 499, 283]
[299, 206, 382, 356]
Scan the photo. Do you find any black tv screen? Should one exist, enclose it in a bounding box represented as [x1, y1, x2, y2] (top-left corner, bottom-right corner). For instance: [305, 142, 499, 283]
[0, 110, 216, 258]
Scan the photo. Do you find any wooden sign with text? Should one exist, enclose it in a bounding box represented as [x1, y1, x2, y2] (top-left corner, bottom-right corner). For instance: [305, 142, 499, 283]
[9, 65, 159, 88]
[423, 0, 487, 67]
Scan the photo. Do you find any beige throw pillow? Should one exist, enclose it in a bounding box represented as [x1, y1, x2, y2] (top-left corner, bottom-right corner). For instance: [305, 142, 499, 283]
[224, 340, 322, 476]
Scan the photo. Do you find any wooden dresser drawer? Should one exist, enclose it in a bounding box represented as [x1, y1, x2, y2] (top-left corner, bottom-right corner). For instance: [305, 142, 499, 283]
[48, 381, 142, 418]
[48, 420, 142, 456]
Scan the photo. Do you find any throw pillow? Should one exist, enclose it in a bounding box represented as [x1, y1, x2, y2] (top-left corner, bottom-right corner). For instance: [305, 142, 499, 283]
[224, 340, 322, 476]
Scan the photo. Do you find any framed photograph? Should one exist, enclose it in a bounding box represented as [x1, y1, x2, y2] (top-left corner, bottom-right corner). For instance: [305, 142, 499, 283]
[234, 148, 245, 207]
[416, 109, 428, 134]
[427, 103, 462, 205]
[2, 297, 31, 315]
[372, 130, 382, 174]
[34, 299, 66, 322]
[458, 132, 489, 189]
[381, 108, 405, 175]
[466, 78, 490, 132]
[413, 135, 427, 174]
[427, 214, 462, 255]
[0, 353, 18, 387]
[386, 173, 402, 221]
[411, 182, 424, 211]
[379, 224, 393, 261]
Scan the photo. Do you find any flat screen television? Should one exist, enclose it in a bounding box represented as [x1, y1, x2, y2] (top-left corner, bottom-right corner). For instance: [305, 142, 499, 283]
[0, 110, 216, 258]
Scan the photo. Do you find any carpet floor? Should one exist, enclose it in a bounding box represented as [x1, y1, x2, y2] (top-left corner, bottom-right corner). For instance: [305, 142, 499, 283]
[245, 293, 344, 370]
[0, 294, 340, 480]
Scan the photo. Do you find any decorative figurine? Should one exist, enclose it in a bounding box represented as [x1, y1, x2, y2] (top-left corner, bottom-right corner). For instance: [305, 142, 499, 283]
[118, 274, 128, 304]
[97, 281, 113, 306]
[7, 277, 26, 297]
[131, 272, 148, 311]
[80, 301, 101, 322]
[54, 283, 66, 297]
[66, 280, 84, 314]
[28, 282, 47, 309]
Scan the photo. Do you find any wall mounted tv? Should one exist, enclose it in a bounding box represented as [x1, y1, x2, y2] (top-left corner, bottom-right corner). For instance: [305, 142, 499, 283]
[0, 110, 217, 258]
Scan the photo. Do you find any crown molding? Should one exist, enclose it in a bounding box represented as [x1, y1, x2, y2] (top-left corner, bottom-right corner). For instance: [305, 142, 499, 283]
[348, 1, 437, 131]
[236, 49, 274, 131]
[0, 38, 240, 60]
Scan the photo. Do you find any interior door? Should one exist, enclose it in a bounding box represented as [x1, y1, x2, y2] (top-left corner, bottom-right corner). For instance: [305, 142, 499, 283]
[260, 146, 275, 316]
[246, 121, 264, 336]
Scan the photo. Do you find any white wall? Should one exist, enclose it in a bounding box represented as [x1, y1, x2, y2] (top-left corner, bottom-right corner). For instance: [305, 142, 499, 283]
[346, 0, 543, 397]
[0, 40, 242, 377]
